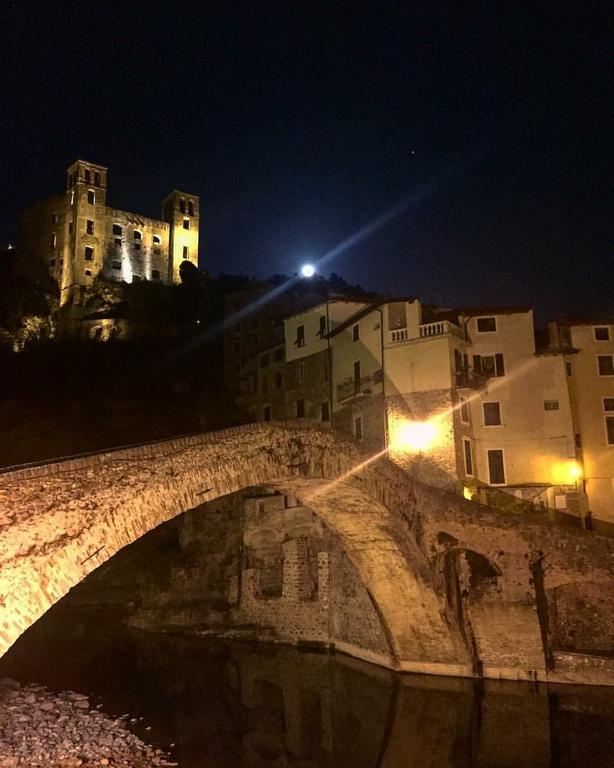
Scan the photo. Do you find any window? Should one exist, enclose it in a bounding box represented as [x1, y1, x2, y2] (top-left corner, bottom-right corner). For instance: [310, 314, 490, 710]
[354, 416, 363, 440]
[179, 198, 186, 213]
[151, 270, 160, 280]
[606, 416, 614, 446]
[353, 360, 361, 394]
[487, 449, 506, 485]
[594, 327, 610, 342]
[598, 356, 614, 376]
[51, 212, 58, 224]
[604, 398, 614, 411]
[473, 353, 505, 377]
[50, 233, 57, 249]
[86, 220, 94, 235]
[114, 238, 122, 247]
[188, 200, 194, 216]
[575, 433, 582, 449]
[183, 218, 190, 230]
[84, 169, 91, 183]
[482, 401, 501, 426]
[112, 260, 121, 270]
[263, 405, 272, 422]
[321, 402, 330, 422]
[113, 224, 122, 236]
[84, 246, 94, 261]
[544, 400, 559, 411]
[299, 362, 305, 381]
[133, 230, 142, 241]
[94, 172, 100, 187]
[460, 397, 470, 424]
[84, 269, 92, 276]
[68, 221, 73, 234]
[296, 325, 305, 347]
[153, 234, 161, 245]
[463, 439, 474, 476]
[183, 246, 189, 259]
[274, 348, 284, 362]
[87, 190, 95, 204]
[319, 315, 327, 336]
[296, 398, 305, 418]
[134, 243, 141, 251]
[352, 324, 360, 341]
[477, 316, 497, 333]
[275, 373, 283, 389]
[566, 361, 572, 376]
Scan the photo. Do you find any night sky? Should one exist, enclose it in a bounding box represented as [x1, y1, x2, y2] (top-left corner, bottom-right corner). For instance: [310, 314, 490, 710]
[1, 2, 611, 323]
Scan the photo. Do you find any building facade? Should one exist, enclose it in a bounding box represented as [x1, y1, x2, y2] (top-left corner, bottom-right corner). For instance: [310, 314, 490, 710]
[18, 160, 200, 306]
[226, 289, 614, 523]
[548, 319, 614, 522]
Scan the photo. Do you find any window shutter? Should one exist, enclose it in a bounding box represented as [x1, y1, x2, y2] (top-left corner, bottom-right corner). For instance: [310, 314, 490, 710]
[495, 353, 505, 376]
[473, 355, 482, 373]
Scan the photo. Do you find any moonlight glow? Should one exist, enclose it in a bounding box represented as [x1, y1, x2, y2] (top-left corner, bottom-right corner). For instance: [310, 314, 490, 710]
[300, 263, 315, 278]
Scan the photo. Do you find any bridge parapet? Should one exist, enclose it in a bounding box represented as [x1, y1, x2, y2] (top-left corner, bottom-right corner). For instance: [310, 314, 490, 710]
[1, 422, 614, 685]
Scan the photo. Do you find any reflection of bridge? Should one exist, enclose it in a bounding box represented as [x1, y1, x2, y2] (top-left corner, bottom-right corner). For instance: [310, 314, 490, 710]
[2, 422, 614, 685]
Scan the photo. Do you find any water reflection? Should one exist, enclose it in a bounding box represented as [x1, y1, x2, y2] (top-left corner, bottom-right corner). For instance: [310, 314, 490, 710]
[2, 605, 614, 767]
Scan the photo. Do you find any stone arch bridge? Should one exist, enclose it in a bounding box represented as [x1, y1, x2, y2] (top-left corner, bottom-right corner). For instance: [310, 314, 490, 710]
[1, 422, 614, 685]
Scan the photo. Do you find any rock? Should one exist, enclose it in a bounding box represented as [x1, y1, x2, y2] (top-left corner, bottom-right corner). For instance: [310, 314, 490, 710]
[0, 683, 172, 767]
[0, 679, 20, 690]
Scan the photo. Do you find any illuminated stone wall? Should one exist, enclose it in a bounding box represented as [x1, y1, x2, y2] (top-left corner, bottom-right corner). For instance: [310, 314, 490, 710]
[3, 422, 614, 684]
[17, 159, 199, 305]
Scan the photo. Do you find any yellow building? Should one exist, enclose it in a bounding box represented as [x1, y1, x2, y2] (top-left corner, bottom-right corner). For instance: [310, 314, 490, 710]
[18, 159, 200, 305]
[458, 308, 580, 514]
[548, 319, 614, 525]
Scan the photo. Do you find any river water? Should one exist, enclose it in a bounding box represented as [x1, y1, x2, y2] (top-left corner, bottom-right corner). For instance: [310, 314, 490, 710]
[2, 604, 614, 767]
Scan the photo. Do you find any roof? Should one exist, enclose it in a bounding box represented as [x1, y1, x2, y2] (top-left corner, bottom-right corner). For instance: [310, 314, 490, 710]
[68, 159, 108, 171]
[552, 317, 614, 327]
[161, 189, 200, 201]
[326, 296, 419, 338]
[326, 302, 382, 337]
[283, 296, 368, 322]
[456, 305, 533, 317]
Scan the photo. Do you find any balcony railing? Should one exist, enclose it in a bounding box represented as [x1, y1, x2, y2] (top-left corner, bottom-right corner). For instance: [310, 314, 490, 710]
[336, 376, 374, 403]
[388, 320, 463, 344]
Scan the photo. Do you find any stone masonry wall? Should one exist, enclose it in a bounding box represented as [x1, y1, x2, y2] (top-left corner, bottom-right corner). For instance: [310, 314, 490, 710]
[3, 422, 614, 684]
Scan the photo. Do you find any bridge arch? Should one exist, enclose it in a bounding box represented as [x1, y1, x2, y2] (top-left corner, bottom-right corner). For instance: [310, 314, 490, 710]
[0, 423, 469, 675]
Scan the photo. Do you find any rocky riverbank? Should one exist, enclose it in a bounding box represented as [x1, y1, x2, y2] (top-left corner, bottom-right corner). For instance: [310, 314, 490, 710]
[0, 679, 176, 767]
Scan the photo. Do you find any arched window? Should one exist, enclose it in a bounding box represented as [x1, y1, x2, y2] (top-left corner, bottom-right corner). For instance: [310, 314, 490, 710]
[183, 218, 190, 230]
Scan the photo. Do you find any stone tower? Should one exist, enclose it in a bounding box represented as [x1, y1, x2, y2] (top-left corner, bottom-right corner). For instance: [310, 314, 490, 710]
[161, 190, 200, 283]
[63, 160, 109, 305]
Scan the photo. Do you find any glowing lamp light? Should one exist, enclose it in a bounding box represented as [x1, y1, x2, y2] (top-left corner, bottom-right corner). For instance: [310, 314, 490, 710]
[300, 263, 316, 278]
[389, 419, 441, 453]
[551, 460, 583, 485]
[463, 486, 473, 501]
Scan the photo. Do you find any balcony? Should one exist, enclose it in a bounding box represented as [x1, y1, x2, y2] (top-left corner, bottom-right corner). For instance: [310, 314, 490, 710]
[388, 320, 463, 344]
[336, 376, 374, 403]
